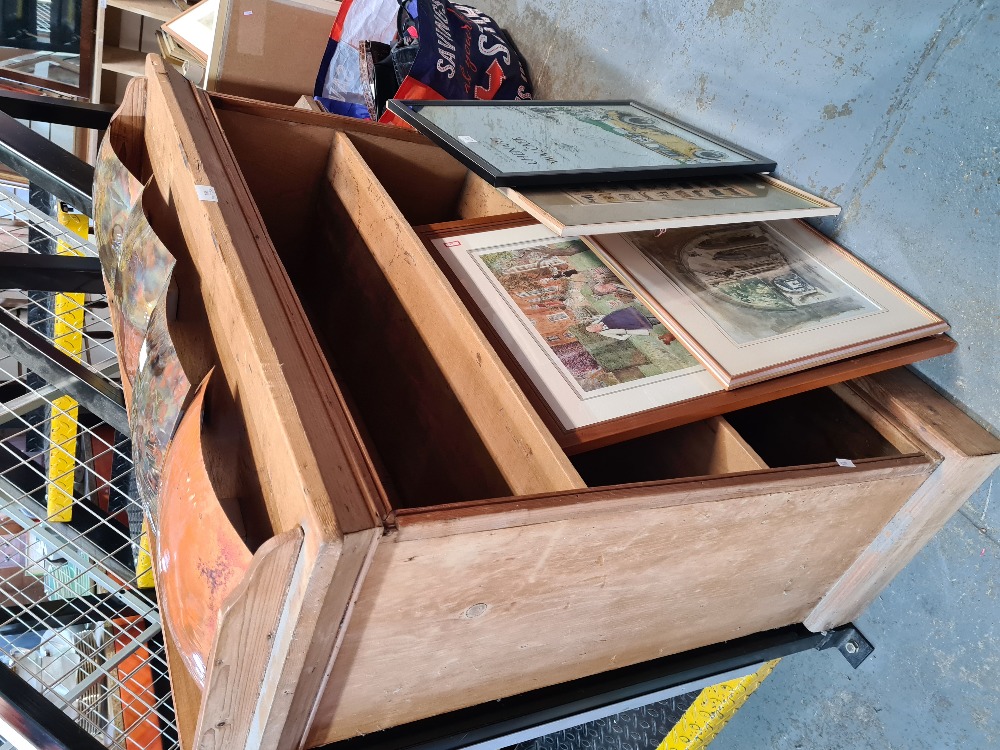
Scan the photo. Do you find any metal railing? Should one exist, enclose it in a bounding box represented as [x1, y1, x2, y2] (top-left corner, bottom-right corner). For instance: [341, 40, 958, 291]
[0, 184, 177, 750]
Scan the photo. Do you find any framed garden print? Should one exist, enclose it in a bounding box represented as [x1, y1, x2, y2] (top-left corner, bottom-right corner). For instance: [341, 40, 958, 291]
[501, 174, 840, 237]
[588, 221, 949, 388]
[387, 100, 777, 187]
[424, 222, 723, 431]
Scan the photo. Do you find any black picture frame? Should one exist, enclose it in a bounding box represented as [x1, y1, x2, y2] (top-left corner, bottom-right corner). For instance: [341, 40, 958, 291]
[386, 100, 777, 187]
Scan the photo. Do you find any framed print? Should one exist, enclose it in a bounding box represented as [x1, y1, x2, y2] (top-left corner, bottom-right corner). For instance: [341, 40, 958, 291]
[387, 100, 777, 187]
[501, 174, 840, 237]
[418, 216, 955, 450]
[425, 222, 724, 431]
[588, 221, 949, 388]
[161, 0, 219, 65]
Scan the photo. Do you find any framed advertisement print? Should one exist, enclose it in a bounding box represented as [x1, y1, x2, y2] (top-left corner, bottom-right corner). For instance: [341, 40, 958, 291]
[501, 174, 841, 237]
[387, 100, 777, 187]
[588, 221, 949, 388]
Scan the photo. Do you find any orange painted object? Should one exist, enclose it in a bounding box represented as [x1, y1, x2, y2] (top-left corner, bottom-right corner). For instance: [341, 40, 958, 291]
[156, 371, 252, 686]
[109, 617, 163, 750]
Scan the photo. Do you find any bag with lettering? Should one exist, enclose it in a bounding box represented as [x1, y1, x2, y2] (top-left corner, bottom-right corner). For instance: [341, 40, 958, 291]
[315, 0, 533, 122]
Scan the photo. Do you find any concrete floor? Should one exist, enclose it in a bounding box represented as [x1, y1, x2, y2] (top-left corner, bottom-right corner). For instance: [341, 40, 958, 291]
[474, 1, 1000, 747]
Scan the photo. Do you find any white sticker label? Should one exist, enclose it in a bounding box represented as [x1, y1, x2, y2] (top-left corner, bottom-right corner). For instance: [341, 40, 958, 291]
[243, 10, 253, 14]
[138, 339, 149, 372]
[195, 185, 218, 202]
[457, 135, 477, 144]
[836, 458, 856, 468]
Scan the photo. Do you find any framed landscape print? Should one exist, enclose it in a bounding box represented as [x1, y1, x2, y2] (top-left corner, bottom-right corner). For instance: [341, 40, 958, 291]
[501, 174, 840, 236]
[387, 100, 777, 187]
[588, 221, 949, 388]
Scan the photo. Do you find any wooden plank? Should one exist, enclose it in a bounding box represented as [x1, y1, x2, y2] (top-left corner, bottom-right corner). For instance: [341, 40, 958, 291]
[299, 185, 520, 506]
[209, 91, 431, 142]
[328, 130, 584, 496]
[251, 528, 380, 750]
[805, 369, 1000, 630]
[310, 469, 931, 744]
[141, 55, 382, 536]
[715, 417, 769, 471]
[390, 456, 933, 542]
[194, 528, 302, 750]
[107, 0, 181, 22]
[102, 46, 147, 77]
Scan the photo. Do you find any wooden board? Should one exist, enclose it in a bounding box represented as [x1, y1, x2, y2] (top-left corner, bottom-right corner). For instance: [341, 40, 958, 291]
[805, 368, 1000, 630]
[140, 58, 392, 750]
[194, 528, 302, 750]
[142, 56, 382, 537]
[391, 456, 932, 542]
[327, 130, 584, 496]
[310, 467, 931, 744]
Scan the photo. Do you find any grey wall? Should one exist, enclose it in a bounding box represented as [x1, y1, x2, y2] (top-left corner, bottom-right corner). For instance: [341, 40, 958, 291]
[473, 0, 999, 746]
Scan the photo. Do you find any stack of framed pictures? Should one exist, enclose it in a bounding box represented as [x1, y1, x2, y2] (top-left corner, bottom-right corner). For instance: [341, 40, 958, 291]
[394, 100, 951, 449]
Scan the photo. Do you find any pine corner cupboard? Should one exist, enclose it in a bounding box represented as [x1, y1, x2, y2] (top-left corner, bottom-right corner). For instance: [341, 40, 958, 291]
[100, 57, 1000, 750]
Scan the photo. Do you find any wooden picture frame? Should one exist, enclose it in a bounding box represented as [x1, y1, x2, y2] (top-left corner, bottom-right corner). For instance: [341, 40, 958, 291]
[387, 100, 777, 187]
[590, 221, 949, 388]
[501, 174, 841, 237]
[417, 216, 956, 451]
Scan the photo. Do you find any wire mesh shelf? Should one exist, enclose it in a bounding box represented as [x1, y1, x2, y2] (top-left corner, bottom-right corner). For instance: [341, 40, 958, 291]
[0, 185, 177, 749]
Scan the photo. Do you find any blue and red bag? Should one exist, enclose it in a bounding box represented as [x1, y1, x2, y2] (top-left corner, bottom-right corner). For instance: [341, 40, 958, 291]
[315, 0, 532, 123]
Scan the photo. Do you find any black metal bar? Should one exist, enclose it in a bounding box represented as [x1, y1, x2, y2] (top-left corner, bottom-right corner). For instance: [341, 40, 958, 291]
[0, 109, 94, 215]
[0, 312, 128, 433]
[0, 253, 105, 293]
[319, 624, 834, 750]
[0, 89, 116, 130]
[0, 661, 107, 750]
[0, 594, 137, 636]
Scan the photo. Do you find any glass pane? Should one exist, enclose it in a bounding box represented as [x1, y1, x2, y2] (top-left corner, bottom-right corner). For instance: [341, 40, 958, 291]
[0, 0, 83, 88]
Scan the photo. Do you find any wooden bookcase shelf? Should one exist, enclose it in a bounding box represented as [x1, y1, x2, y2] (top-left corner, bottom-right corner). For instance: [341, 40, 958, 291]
[100, 45, 147, 77]
[106, 0, 182, 22]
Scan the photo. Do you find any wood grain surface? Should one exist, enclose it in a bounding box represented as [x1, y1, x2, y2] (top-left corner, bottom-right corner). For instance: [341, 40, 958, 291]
[311, 469, 931, 744]
[194, 528, 302, 750]
[328, 130, 584, 496]
[805, 369, 1000, 630]
[143, 56, 383, 537]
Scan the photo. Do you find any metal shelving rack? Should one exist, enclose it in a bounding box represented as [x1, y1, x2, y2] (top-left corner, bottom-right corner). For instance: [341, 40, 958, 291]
[0, 158, 177, 748]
